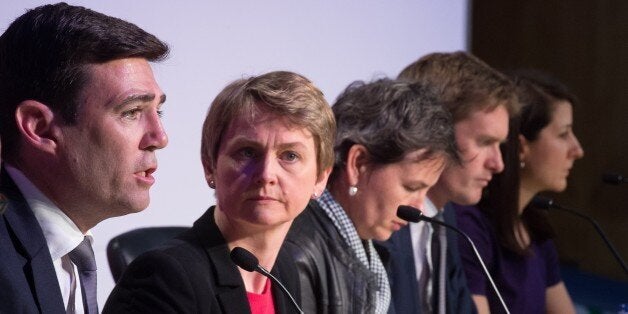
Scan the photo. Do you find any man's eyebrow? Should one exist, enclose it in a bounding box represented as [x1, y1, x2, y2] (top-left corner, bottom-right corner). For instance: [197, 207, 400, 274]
[478, 134, 504, 143]
[115, 93, 166, 109]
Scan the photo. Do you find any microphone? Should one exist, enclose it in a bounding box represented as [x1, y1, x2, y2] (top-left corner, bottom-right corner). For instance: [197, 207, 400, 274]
[230, 247, 304, 314]
[602, 173, 628, 185]
[397, 205, 511, 314]
[531, 196, 628, 276]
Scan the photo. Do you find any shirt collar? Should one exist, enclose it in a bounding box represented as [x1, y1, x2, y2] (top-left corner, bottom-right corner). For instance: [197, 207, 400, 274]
[5, 164, 90, 260]
[423, 197, 440, 217]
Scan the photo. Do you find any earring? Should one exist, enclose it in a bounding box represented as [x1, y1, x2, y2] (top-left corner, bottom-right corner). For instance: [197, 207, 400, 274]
[348, 186, 358, 196]
[520, 161, 525, 169]
[209, 180, 216, 189]
[311, 191, 319, 199]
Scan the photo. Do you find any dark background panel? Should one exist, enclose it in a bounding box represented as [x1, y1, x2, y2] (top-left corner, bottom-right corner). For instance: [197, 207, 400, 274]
[471, 0, 628, 280]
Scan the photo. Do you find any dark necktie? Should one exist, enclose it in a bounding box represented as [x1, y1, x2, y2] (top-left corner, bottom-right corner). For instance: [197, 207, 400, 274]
[431, 213, 446, 314]
[68, 237, 98, 314]
[418, 223, 433, 313]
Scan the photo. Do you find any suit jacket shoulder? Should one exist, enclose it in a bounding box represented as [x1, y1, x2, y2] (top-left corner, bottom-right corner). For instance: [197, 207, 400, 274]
[285, 200, 378, 314]
[377, 203, 477, 314]
[104, 206, 301, 314]
[0, 167, 65, 313]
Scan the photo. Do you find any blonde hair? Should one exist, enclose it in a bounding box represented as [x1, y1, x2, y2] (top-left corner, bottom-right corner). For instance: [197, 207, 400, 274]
[201, 71, 336, 178]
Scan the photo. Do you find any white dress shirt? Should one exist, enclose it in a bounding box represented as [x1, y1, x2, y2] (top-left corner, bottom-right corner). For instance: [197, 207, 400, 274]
[6, 165, 92, 314]
[409, 197, 440, 306]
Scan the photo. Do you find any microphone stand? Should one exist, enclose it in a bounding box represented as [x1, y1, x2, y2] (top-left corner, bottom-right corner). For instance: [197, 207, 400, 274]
[255, 265, 304, 314]
[533, 196, 628, 276]
[398, 206, 511, 314]
[419, 214, 510, 314]
[231, 247, 304, 314]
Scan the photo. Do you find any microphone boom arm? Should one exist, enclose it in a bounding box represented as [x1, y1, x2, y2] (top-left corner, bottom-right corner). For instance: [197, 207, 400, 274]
[419, 215, 510, 314]
[398, 206, 511, 314]
[256, 265, 304, 314]
[550, 204, 628, 276]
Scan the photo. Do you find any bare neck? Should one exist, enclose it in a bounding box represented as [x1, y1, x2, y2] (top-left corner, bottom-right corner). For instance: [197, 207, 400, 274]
[214, 208, 291, 293]
[8, 160, 96, 233]
[427, 187, 447, 210]
[518, 179, 539, 214]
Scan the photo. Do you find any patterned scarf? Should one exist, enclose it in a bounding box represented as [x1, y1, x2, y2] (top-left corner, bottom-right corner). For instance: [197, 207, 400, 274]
[316, 190, 391, 314]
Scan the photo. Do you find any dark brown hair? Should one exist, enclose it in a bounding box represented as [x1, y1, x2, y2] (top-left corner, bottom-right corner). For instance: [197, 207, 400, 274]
[480, 70, 576, 256]
[0, 2, 169, 160]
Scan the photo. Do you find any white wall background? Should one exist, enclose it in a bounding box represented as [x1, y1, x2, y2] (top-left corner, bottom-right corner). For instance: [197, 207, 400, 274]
[2, 0, 469, 306]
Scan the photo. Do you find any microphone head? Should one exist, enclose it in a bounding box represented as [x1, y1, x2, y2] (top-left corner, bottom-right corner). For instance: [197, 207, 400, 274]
[602, 173, 625, 185]
[230, 247, 259, 272]
[397, 205, 423, 223]
[530, 195, 554, 210]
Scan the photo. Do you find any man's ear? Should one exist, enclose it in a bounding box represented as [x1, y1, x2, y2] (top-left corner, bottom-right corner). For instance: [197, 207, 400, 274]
[15, 100, 59, 153]
[345, 144, 370, 186]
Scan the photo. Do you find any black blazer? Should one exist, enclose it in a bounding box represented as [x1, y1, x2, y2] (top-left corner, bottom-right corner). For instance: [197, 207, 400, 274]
[376, 203, 477, 314]
[103, 206, 302, 314]
[0, 167, 66, 314]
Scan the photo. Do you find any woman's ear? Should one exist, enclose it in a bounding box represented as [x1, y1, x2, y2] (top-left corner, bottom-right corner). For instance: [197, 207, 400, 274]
[518, 134, 530, 164]
[345, 144, 369, 186]
[15, 100, 58, 153]
[313, 166, 333, 198]
[202, 159, 216, 189]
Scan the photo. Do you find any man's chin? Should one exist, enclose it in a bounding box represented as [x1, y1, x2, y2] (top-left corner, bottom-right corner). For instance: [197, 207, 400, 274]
[453, 193, 482, 206]
[112, 198, 150, 217]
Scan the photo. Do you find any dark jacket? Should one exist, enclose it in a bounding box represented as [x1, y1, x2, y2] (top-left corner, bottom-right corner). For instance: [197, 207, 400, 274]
[376, 203, 477, 314]
[103, 206, 301, 314]
[284, 200, 378, 314]
[0, 167, 66, 314]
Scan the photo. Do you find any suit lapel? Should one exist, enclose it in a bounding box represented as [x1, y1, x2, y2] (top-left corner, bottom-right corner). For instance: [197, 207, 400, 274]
[270, 246, 302, 314]
[380, 224, 421, 312]
[1, 169, 65, 313]
[193, 207, 251, 313]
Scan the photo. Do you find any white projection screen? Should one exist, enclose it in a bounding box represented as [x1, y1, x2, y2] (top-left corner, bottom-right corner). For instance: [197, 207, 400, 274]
[1, 0, 469, 304]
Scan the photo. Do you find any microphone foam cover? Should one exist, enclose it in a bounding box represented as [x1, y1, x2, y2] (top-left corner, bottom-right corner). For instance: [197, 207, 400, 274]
[230, 247, 258, 272]
[602, 173, 624, 185]
[397, 205, 422, 223]
[530, 195, 554, 209]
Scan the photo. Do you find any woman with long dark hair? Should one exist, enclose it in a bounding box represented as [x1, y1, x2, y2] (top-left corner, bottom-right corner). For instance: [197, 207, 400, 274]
[454, 70, 583, 314]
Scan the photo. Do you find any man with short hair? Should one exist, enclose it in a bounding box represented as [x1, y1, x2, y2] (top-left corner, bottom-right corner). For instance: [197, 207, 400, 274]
[0, 3, 169, 313]
[378, 51, 519, 314]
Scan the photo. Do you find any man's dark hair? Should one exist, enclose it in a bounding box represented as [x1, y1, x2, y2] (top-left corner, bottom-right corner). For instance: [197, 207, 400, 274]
[0, 2, 169, 159]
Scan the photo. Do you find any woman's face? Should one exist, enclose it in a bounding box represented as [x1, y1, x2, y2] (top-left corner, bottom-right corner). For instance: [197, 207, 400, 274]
[211, 110, 328, 230]
[520, 100, 584, 193]
[348, 149, 446, 241]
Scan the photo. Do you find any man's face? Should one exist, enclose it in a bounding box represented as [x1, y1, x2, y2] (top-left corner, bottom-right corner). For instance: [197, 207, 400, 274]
[58, 58, 167, 222]
[428, 105, 508, 208]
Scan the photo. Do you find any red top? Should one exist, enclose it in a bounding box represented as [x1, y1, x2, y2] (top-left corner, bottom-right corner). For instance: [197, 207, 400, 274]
[247, 278, 275, 314]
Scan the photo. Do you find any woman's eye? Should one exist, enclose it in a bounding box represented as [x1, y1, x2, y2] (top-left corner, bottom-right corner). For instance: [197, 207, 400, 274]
[405, 186, 419, 192]
[240, 148, 256, 158]
[281, 151, 300, 162]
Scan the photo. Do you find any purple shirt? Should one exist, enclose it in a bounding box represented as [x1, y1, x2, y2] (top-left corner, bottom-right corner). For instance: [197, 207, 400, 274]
[453, 204, 562, 314]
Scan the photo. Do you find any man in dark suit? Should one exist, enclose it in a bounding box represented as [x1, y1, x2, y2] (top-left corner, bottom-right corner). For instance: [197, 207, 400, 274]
[377, 52, 520, 313]
[0, 3, 169, 313]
